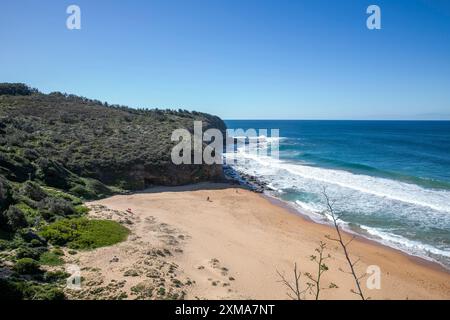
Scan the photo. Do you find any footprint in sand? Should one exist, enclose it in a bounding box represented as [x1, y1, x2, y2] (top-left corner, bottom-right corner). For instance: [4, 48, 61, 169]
[195, 258, 237, 293]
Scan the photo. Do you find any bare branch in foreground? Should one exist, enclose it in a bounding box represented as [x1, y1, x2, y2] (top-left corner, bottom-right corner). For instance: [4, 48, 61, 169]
[321, 187, 366, 300]
[277, 263, 310, 300]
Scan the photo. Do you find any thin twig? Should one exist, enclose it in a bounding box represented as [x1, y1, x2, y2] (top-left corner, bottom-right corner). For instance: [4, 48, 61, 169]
[322, 187, 366, 300]
[277, 263, 308, 300]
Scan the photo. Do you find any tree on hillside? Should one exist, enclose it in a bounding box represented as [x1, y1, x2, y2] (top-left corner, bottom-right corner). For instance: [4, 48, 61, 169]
[0, 83, 37, 96]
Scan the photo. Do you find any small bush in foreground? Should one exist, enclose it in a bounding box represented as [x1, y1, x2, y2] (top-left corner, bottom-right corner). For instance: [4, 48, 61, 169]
[74, 205, 90, 215]
[40, 217, 129, 250]
[43, 270, 70, 283]
[0, 279, 23, 299]
[15, 246, 46, 260]
[14, 258, 41, 274]
[0, 279, 65, 300]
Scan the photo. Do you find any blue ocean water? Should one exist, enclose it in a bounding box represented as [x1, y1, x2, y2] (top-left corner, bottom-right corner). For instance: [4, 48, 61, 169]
[224, 120, 450, 268]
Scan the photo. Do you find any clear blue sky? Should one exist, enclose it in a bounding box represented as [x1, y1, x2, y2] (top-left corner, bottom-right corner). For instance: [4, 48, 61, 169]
[1, 0, 449, 119]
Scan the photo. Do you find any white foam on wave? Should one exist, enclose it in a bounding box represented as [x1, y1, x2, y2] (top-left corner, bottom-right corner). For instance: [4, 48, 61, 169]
[224, 150, 450, 266]
[283, 163, 450, 213]
[225, 150, 450, 213]
[293, 199, 450, 260]
[361, 225, 450, 259]
[294, 200, 322, 217]
[294, 196, 450, 265]
[294, 199, 352, 229]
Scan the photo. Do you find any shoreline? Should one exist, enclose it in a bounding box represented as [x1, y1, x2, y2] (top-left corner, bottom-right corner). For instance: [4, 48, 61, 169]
[76, 182, 450, 300]
[261, 191, 450, 275]
[226, 167, 450, 273]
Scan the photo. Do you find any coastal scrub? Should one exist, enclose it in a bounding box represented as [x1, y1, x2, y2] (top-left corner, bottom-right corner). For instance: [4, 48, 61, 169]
[40, 217, 130, 250]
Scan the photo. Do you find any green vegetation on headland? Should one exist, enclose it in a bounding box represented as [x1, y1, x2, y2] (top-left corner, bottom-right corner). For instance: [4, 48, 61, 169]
[0, 83, 226, 299]
[0, 83, 225, 190]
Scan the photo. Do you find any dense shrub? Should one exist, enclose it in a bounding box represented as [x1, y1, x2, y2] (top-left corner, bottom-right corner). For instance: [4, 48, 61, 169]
[52, 248, 64, 256]
[0, 239, 10, 249]
[15, 246, 46, 260]
[0, 152, 35, 182]
[0, 83, 36, 96]
[19, 229, 46, 244]
[19, 283, 65, 300]
[30, 239, 42, 247]
[2, 206, 28, 231]
[0, 279, 65, 300]
[14, 203, 40, 224]
[35, 159, 71, 190]
[74, 205, 90, 215]
[40, 217, 129, 249]
[69, 185, 92, 198]
[0, 177, 12, 213]
[43, 270, 69, 283]
[38, 197, 75, 219]
[43, 188, 83, 205]
[20, 181, 47, 201]
[22, 148, 40, 161]
[0, 279, 23, 299]
[70, 179, 112, 199]
[14, 258, 41, 274]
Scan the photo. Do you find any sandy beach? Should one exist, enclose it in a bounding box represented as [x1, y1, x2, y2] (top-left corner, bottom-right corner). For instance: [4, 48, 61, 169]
[67, 183, 450, 300]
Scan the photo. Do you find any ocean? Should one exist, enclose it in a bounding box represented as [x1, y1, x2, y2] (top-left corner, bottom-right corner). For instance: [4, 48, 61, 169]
[224, 120, 450, 268]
